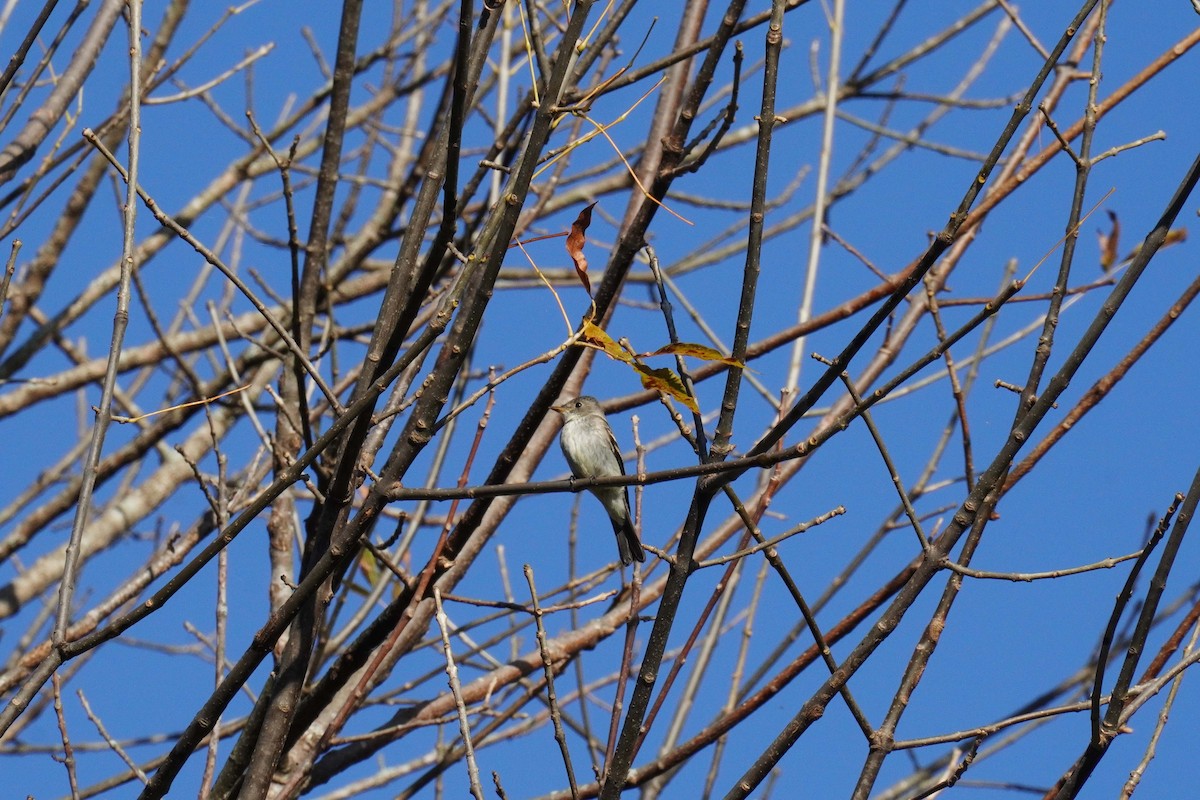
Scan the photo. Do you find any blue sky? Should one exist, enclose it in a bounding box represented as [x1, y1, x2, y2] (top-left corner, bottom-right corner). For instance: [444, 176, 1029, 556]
[2, 1, 1200, 798]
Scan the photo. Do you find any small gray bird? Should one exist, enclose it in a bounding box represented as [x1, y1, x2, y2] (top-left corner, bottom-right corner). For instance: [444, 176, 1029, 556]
[552, 396, 645, 565]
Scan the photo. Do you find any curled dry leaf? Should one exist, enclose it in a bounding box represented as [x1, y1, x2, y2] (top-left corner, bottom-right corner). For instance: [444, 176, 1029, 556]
[577, 320, 699, 411]
[1097, 209, 1120, 272]
[643, 342, 745, 368]
[1164, 228, 1188, 247]
[633, 364, 699, 412]
[566, 201, 598, 295]
[579, 319, 632, 363]
[1119, 227, 1187, 266]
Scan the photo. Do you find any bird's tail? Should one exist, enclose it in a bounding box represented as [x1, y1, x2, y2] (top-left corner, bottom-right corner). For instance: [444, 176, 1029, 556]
[614, 516, 645, 565]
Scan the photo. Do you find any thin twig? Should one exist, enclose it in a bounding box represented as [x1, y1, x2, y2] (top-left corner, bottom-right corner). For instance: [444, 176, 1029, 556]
[525, 565, 580, 799]
[434, 588, 486, 800]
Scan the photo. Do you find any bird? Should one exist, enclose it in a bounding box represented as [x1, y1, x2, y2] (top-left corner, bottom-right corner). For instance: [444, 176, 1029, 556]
[552, 396, 646, 565]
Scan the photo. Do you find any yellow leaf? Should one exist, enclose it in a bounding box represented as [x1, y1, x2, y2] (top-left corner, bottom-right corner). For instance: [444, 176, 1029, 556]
[1120, 227, 1188, 265]
[644, 341, 744, 368]
[579, 319, 633, 363]
[358, 549, 380, 587]
[633, 363, 699, 412]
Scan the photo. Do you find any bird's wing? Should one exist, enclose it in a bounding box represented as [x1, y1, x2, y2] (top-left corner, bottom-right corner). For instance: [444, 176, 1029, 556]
[607, 424, 626, 476]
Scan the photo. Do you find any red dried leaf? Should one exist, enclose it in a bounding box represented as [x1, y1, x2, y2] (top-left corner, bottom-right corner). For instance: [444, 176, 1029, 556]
[566, 201, 598, 295]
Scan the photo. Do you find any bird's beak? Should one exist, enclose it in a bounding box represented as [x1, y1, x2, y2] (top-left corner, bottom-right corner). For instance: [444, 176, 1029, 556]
[550, 403, 567, 414]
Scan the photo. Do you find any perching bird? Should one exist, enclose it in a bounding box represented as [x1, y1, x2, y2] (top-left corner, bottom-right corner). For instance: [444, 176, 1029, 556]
[552, 396, 646, 565]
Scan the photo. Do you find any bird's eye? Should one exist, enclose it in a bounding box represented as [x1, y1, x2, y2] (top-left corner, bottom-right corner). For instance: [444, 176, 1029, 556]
[574, 401, 582, 408]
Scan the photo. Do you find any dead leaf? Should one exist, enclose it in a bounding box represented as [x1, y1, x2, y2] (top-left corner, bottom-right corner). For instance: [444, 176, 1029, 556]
[1120, 227, 1187, 265]
[643, 342, 745, 368]
[566, 201, 598, 295]
[633, 363, 698, 412]
[578, 318, 632, 363]
[358, 549, 380, 588]
[1098, 210, 1119, 272]
[576, 323, 702, 410]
